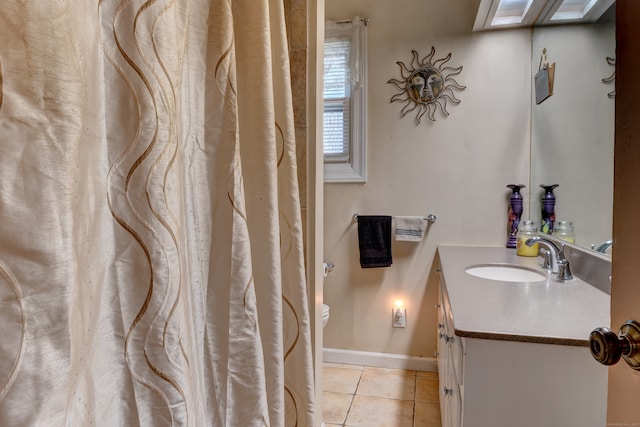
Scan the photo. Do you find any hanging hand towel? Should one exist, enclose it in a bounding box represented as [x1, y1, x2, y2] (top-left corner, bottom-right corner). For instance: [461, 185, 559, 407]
[357, 215, 393, 268]
[395, 216, 425, 242]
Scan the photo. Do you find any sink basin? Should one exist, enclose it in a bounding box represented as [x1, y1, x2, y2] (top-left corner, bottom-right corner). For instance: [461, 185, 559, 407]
[465, 264, 547, 283]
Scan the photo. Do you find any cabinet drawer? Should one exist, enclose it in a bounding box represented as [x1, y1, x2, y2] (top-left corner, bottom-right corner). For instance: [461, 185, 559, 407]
[442, 301, 464, 385]
[437, 293, 445, 333]
[437, 327, 449, 393]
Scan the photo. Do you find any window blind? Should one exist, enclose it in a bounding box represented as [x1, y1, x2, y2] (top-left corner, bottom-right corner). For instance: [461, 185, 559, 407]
[323, 38, 351, 161]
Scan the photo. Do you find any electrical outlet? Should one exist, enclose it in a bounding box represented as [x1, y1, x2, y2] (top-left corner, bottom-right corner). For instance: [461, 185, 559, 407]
[392, 307, 406, 328]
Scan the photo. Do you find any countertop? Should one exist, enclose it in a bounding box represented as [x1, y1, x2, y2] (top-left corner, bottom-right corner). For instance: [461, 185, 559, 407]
[437, 245, 611, 346]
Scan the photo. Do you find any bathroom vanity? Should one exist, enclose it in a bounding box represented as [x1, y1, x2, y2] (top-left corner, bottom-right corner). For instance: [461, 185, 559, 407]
[436, 245, 609, 427]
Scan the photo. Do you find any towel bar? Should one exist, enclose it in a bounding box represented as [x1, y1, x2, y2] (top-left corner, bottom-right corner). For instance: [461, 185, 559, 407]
[352, 213, 437, 224]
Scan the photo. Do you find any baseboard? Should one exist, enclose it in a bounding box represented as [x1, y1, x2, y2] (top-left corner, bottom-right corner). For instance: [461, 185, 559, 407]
[323, 347, 438, 372]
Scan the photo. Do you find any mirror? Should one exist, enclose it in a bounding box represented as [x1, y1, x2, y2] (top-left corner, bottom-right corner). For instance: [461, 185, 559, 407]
[529, 6, 615, 255]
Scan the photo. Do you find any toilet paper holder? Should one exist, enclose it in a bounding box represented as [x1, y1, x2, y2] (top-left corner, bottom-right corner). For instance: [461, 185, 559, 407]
[323, 261, 335, 277]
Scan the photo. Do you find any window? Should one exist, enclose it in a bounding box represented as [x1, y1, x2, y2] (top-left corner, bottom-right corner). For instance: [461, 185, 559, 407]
[548, 0, 613, 22]
[491, 0, 535, 26]
[323, 17, 367, 182]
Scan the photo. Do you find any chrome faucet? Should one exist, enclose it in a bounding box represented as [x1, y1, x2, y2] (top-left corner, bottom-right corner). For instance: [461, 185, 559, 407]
[525, 236, 573, 281]
[593, 240, 613, 254]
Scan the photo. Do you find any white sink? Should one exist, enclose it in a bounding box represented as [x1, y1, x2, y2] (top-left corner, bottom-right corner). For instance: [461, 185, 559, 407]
[465, 264, 547, 283]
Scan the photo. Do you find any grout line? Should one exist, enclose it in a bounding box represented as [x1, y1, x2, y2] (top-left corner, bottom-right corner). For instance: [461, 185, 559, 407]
[342, 393, 355, 426]
[342, 366, 363, 425]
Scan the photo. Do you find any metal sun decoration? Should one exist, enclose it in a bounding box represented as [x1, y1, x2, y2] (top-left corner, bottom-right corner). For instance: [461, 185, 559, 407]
[388, 47, 466, 124]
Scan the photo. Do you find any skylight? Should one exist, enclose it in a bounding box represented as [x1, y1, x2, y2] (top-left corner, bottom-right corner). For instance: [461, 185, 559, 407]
[491, 0, 535, 26]
[551, 0, 598, 20]
[473, 0, 615, 31]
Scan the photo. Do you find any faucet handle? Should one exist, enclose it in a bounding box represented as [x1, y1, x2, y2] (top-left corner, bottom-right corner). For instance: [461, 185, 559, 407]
[557, 259, 573, 281]
[539, 248, 552, 270]
[558, 242, 567, 257]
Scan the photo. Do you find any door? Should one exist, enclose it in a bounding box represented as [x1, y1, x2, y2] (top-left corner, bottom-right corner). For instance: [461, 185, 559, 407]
[607, 1, 640, 423]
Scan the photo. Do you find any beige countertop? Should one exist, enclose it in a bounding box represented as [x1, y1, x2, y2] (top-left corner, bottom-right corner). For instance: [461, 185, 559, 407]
[437, 245, 611, 346]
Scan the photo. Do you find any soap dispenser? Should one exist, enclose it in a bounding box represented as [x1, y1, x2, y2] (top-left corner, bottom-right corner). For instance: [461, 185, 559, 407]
[540, 184, 559, 234]
[506, 184, 526, 248]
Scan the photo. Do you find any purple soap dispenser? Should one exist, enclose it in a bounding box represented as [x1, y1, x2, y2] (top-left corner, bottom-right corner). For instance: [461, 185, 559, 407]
[540, 184, 559, 234]
[506, 184, 526, 248]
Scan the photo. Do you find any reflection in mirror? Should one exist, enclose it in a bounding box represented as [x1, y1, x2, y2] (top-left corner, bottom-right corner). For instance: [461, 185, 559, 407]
[529, 5, 615, 255]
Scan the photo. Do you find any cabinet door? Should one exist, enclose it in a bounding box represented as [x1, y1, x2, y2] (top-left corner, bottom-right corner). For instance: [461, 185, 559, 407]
[447, 381, 462, 427]
[449, 333, 464, 386]
[437, 289, 449, 423]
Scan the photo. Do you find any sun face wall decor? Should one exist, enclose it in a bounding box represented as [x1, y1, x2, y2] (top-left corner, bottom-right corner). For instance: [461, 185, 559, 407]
[388, 47, 466, 124]
[602, 56, 615, 98]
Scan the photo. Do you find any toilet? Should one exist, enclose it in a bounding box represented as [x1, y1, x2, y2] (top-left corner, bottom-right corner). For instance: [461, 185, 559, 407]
[322, 304, 330, 328]
[322, 262, 334, 329]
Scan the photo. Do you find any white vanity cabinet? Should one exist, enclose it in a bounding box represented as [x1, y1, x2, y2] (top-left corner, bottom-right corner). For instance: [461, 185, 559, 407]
[437, 264, 608, 427]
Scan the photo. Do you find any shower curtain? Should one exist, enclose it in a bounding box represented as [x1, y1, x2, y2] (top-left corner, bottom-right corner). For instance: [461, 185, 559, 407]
[0, 0, 315, 425]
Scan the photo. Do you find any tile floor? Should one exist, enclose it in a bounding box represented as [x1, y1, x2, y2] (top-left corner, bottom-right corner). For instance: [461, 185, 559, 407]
[322, 363, 442, 427]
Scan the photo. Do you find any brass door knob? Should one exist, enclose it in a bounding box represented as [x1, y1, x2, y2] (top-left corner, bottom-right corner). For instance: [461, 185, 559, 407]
[589, 320, 640, 370]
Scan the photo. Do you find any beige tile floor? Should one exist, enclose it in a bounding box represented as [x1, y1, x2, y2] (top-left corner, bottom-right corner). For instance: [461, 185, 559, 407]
[322, 363, 442, 427]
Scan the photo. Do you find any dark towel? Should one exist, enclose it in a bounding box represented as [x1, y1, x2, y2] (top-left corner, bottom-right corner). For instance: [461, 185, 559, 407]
[357, 215, 393, 268]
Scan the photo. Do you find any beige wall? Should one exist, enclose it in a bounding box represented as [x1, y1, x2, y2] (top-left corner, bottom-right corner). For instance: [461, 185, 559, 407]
[323, 0, 532, 357]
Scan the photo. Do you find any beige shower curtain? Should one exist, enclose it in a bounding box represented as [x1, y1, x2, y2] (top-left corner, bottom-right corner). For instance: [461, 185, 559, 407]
[0, 0, 315, 425]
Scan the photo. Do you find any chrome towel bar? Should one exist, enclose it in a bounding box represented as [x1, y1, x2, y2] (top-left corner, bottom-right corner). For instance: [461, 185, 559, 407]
[352, 213, 437, 224]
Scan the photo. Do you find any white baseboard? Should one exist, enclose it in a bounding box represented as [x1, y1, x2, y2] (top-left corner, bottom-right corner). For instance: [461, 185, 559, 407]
[323, 347, 438, 372]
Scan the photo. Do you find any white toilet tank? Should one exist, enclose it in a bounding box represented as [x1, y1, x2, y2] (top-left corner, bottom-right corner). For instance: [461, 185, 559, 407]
[322, 304, 330, 328]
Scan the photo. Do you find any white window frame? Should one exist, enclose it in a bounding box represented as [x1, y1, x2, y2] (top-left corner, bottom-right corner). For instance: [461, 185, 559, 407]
[323, 18, 367, 183]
